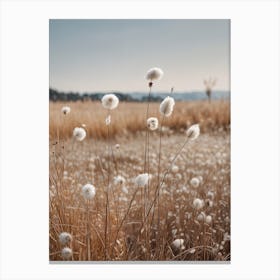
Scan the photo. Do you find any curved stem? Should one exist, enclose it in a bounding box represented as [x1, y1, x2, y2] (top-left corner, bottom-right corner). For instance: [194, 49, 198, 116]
[143, 86, 152, 173]
[156, 114, 165, 255]
[128, 137, 189, 258]
[111, 187, 140, 256]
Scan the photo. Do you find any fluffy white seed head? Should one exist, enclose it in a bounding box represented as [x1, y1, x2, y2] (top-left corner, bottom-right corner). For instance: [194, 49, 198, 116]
[73, 127, 86, 141]
[223, 232, 231, 241]
[193, 198, 204, 210]
[59, 232, 72, 245]
[171, 165, 179, 173]
[101, 94, 119, 110]
[145, 67, 163, 81]
[115, 144, 120, 149]
[159, 96, 175, 117]
[61, 247, 72, 260]
[190, 177, 200, 188]
[114, 175, 126, 185]
[171, 239, 185, 251]
[186, 124, 200, 140]
[105, 115, 111, 126]
[205, 215, 212, 224]
[61, 106, 71, 115]
[82, 184, 96, 200]
[189, 248, 196, 254]
[207, 191, 215, 200]
[197, 175, 203, 183]
[147, 117, 159, 131]
[135, 173, 149, 187]
[122, 186, 128, 194]
[197, 212, 206, 222]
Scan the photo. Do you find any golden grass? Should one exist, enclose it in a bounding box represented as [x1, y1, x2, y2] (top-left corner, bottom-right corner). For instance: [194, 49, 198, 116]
[49, 100, 230, 140]
[49, 99, 230, 261]
[49, 135, 230, 261]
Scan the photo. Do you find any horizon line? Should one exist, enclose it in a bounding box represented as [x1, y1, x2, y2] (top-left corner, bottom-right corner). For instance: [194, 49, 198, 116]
[50, 87, 230, 94]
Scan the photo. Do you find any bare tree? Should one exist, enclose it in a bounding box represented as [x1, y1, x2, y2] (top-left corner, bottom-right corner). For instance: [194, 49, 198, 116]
[203, 77, 217, 103]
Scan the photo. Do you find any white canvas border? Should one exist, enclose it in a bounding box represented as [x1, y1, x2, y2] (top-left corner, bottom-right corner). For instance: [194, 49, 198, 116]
[0, 0, 279, 279]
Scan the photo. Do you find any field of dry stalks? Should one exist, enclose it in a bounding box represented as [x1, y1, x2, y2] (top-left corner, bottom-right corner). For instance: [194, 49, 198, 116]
[50, 100, 230, 140]
[49, 100, 230, 261]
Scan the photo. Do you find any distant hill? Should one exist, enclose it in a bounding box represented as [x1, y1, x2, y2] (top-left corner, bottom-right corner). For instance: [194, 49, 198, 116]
[49, 88, 230, 102]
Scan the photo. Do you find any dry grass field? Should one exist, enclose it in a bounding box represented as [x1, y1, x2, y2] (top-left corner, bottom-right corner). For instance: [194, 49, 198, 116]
[49, 99, 230, 261]
[49, 100, 230, 140]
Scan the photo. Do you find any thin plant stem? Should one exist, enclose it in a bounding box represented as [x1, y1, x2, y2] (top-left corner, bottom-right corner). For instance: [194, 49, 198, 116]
[104, 109, 111, 260]
[128, 137, 190, 258]
[111, 187, 140, 256]
[143, 85, 152, 173]
[156, 114, 165, 256]
[111, 147, 119, 174]
[143, 84, 152, 251]
[86, 200, 91, 260]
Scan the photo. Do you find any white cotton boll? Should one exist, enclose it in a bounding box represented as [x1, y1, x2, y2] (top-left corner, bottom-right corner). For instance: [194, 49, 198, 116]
[207, 191, 215, 200]
[186, 124, 200, 140]
[197, 212, 206, 222]
[115, 144, 120, 149]
[176, 173, 182, 180]
[171, 165, 179, 173]
[61, 106, 71, 115]
[73, 127, 86, 141]
[105, 115, 111, 126]
[159, 96, 175, 117]
[223, 232, 231, 241]
[193, 198, 204, 210]
[122, 186, 128, 194]
[101, 94, 119, 110]
[59, 232, 72, 245]
[171, 239, 185, 251]
[147, 117, 159, 131]
[61, 247, 72, 260]
[119, 196, 128, 202]
[205, 215, 212, 224]
[141, 245, 147, 254]
[190, 177, 200, 188]
[82, 184, 96, 200]
[135, 173, 149, 187]
[197, 176, 203, 183]
[114, 175, 126, 185]
[189, 248, 196, 254]
[145, 67, 163, 81]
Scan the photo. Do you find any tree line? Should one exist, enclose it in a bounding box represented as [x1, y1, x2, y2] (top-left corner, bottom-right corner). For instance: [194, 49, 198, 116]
[49, 88, 162, 102]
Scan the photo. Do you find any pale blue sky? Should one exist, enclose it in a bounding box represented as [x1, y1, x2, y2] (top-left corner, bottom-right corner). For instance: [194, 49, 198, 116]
[50, 19, 230, 92]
